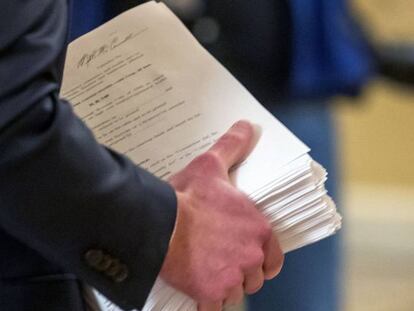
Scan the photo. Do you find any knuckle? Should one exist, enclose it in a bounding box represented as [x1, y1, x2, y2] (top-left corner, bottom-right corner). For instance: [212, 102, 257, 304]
[223, 132, 245, 146]
[194, 151, 221, 171]
[274, 252, 285, 272]
[219, 188, 246, 210]
[258, 221, 272, 240]
[231, 120, 254, 137]
[232, 191, 249, 207]
[196, 270, 243, 302]
[222, 269, 243, 289]
[195, 284, 221, 302]
[246, 248, 265, 268]
[253, 250, 266, 266]
[246, 279, 264, 294]
[207, 287, 226, 302]
[233, 192, 254, 211]
[264, 251, 285, 280]
[230, 270, 244, 287]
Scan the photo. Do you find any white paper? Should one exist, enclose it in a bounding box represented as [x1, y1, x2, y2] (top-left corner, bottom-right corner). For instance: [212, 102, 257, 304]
[60, 2, 341, 311]
[61, 1, 309, 196]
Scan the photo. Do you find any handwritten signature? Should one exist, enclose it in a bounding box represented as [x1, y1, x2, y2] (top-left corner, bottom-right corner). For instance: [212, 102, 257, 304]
[77, 28, 148, 68]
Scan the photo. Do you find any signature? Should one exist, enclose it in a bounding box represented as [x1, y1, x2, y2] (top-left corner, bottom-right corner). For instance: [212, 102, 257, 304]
[77, 28, 148, 68]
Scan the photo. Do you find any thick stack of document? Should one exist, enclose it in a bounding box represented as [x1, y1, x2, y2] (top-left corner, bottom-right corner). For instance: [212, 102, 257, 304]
[135, 157, 341, 311]
[89, 156, 340, 311]
[61, 2, 341, 311]
[251, 155, 339, 253]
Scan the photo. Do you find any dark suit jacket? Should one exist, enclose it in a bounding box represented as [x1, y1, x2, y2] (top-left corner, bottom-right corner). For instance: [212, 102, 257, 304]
[0, 1, 177, 310]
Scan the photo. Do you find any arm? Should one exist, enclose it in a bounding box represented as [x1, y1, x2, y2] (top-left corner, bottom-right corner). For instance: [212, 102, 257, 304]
[0, 2, 284, 311]
[0, 1, 176, 309]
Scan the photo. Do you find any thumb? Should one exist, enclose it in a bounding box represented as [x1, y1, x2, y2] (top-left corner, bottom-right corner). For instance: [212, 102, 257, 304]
[208, 120, 256, 171]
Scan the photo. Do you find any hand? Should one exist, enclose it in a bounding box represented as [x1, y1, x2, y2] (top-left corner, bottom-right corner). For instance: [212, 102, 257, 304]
[160, 120, 284, 311]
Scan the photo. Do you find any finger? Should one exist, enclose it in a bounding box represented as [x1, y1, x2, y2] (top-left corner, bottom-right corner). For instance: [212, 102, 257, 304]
[223, 285, 244, 307]
[243, 267, 265, 294]
[208, 120, 255, 170]
[263, 233, 284, 280]
[198, 301, 222, 311]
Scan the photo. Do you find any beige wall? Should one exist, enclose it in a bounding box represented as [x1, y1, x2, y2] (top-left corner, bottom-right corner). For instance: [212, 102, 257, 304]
[336, 4, 414, 309]
[336, 82, 414, 185]
[335, 0, 414, 186]
[352, 0, 414, 42]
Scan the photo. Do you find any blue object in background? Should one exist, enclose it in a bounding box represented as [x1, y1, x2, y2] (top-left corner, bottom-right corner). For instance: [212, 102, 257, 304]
[288, 0, 374, 99]
[69, 0, 118, 41]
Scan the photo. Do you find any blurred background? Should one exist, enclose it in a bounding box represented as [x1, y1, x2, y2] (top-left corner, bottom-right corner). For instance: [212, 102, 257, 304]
[226, 0, 414, 310]
[337, 0, 414, 310]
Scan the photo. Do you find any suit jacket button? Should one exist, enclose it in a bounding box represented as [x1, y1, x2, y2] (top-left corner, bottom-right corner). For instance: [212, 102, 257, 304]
[84, 249, 103, 268]
[113, 264, 129, 283]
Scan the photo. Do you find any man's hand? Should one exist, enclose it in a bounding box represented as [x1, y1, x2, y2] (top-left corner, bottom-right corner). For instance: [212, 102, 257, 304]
[160, 120, 284, 311]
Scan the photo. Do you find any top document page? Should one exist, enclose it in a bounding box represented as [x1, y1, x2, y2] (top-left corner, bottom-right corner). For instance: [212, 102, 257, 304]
[61, 1, 309, 195]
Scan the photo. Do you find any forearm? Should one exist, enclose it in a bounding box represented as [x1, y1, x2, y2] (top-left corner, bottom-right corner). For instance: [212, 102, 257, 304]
[0, 94, 177, 310]
[0, 1, 176, 308]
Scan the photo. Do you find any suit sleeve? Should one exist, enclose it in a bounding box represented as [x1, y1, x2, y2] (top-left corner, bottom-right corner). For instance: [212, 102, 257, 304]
[0, 1, 177, 310]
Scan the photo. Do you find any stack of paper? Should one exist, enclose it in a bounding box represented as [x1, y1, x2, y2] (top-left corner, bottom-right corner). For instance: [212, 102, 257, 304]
[136, 155, 340, 311]
[89, 154, 340, 311]
[252, 155, 340, 253]
[60, 2, 341, 311]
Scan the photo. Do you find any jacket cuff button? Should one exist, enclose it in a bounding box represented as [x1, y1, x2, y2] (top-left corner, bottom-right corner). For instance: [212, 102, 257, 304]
[106, 259, 121, 277]
[84, 249, 103, 267]
[113, 264, 129, 283]
[96, 255, 113, 271]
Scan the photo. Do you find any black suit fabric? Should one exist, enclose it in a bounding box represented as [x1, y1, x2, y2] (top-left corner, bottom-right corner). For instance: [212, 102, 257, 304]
[0, 1, 177, 310]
